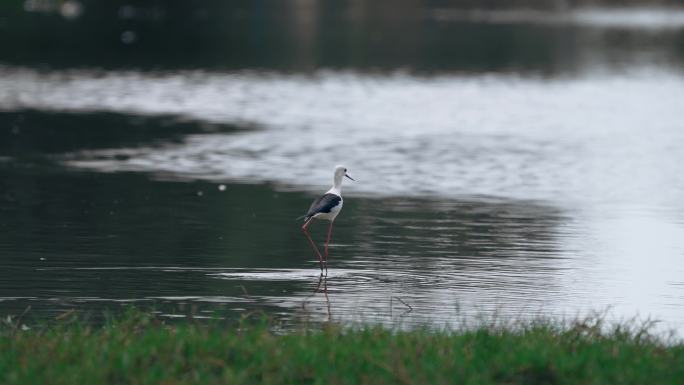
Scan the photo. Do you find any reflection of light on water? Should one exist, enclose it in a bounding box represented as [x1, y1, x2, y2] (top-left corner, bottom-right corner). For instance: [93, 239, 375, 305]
[120, 30, 137, 45]
[431, 7, 684, 30]
[60, 1, 83, 20]
[560, 208, 684, 331]
[23, 0, 83, 20]
[0, 66, 675, 209]
[146, 296, 248, 303]
[571, 8, 684, 30]
[212, 268, 364, 281]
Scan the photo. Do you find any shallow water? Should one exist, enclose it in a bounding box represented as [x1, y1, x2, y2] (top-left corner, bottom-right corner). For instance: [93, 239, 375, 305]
[1, 166, 683, 329]
[2, 6, 684, 331]
[0, 67, 684, 328]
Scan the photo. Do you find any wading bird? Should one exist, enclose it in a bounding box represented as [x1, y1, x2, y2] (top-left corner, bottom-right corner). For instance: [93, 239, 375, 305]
[301, 165, 354, 273]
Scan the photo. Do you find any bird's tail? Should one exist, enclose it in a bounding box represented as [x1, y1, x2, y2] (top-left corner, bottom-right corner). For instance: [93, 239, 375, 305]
[295, 215, 308, 221]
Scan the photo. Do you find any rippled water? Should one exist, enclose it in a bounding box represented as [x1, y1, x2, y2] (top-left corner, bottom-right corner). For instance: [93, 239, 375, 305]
[2, 6, 684, 331]
[3, 66, 683, 207]
[2, 65, 683, 331]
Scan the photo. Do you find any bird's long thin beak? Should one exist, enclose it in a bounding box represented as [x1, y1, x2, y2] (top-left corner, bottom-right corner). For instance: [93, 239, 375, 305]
[345, 174, 355, 181]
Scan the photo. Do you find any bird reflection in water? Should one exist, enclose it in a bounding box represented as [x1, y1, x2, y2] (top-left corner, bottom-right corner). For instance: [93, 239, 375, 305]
[302, 273, 331, 322]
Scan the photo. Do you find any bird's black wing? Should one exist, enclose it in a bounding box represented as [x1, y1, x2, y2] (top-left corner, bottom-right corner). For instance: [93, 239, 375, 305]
[304, 193, 341, 220]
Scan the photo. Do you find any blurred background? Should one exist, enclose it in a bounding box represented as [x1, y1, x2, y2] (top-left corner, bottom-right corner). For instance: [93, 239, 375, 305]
[2, 0, 684, 72]
[1, 0, 684, 329]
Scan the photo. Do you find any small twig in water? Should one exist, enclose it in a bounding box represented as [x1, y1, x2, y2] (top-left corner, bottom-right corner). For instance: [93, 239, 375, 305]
[16, 305, 31, 323]
[393, 297, 413, 311]
[55, 309, 76, 320]
[239, 285, 251, 298]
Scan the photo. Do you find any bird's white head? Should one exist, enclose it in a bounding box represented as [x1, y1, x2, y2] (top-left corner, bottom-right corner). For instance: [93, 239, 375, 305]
[332, 165, 354, 191]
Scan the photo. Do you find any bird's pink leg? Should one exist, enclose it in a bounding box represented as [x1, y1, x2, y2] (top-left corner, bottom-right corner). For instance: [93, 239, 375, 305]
[302, 218, 325, 271]
[324, 221, 334, 260]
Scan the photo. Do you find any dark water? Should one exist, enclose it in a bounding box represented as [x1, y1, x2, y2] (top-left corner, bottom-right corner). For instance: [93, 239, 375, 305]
[2, 3, 684, 331]
[0, 160, 572, 325]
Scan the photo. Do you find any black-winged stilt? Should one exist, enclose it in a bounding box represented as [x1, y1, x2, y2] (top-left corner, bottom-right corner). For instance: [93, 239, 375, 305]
[301, 165, 354, 272]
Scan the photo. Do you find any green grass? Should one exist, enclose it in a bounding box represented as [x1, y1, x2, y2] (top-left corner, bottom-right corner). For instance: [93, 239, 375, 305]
[1, 309, 683, 385]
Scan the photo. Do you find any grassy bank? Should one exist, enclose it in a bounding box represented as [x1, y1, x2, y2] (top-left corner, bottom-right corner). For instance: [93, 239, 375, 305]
[1, 310, 683, 385]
